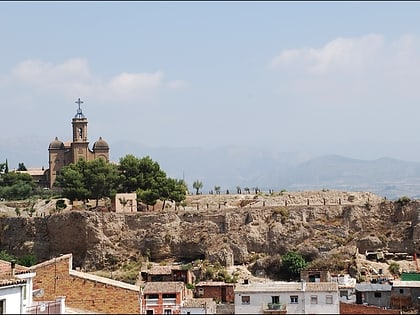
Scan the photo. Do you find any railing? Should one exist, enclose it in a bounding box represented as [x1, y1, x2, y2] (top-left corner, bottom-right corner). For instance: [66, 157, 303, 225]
[26, 301, 62, 314]
[162, 298, 177, 305]
[263, 303, 287, 314]
[145, 298, 159, 306]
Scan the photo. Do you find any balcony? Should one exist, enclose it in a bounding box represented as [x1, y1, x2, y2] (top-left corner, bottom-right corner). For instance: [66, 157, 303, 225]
[162, 298, 177, 305]
[145, 299, 159, 306]
[263, 303, 287, 314]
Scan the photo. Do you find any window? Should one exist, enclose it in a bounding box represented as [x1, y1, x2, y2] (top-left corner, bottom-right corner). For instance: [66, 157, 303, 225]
[198, 288, 204, 296]
[146, 311, 153, 315]
[310, 295, 318, 304]
[326, 295, 333, 304]
[163, 310, 172, 315]
[0, 300, 4, 315]
[374, 292, 382, 298]
[271, 296, 280, 304]
[290, 295, 298, 304]
[399, 289, 404, 294]
[241, 295, 250, 304]
[145, 294, 159, 300]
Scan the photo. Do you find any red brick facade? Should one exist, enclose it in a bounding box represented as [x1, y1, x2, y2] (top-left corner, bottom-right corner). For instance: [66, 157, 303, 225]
[340, 302, 400, 314]
[30, 254, 140, 314]
[195, 281, 234, 303]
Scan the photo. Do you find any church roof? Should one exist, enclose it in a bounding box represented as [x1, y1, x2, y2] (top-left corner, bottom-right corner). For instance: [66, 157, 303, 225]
[93, 137, 109, 150]
[48, 137, 64, 150]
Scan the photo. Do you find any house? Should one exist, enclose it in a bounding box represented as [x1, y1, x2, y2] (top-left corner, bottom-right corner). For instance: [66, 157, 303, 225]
[331, 274, 356, 303]
[234, 280, 339, 314]
[355, 283, 392, 308]
[141, 265, 195, 285]
[140, 281, 192, 314]
[390, 280, 420, 310]
[181, 297, 216, 314]
[0, 259, 42, 314]
[30, 253, 140, 314]
[194, 281, 234, 303]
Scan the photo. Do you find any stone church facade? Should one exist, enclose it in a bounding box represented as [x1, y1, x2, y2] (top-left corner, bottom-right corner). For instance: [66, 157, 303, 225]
[47, 98, 110, 188]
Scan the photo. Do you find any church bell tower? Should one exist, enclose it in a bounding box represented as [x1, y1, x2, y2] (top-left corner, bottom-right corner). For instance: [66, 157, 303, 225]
[71, 98, 89, 163]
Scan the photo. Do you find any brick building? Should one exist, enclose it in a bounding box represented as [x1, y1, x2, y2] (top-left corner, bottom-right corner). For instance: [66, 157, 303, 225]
[140, 281, 192, 314]
[30, 253, 140, 314]
[195, 281, 235, 303]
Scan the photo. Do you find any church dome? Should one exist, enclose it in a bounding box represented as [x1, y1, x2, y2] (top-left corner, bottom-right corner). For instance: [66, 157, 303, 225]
[49, 137, 64, 150]
[93, 137, 109, 150]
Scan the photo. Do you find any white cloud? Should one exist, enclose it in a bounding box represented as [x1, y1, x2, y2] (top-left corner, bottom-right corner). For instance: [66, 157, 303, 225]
[270, 34, 420, 109]
[271, 34, 385, 75]
[6, 59, 186, 103]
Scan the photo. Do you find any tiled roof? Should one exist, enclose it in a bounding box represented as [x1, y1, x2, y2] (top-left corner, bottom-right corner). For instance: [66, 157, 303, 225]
[196, 281, 233, 287]
[235, 281, 303, 293]
[147, 265, 173, 275]
[142, 281, 185, 293]
[306, 282, 339, 292]
[183, 298, 214, 308]
[0, 278, 26, 287]
[355, 283, 392, 292]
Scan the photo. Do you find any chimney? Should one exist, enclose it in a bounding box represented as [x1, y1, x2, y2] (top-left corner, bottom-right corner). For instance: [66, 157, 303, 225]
[11, 260, 16, 277]
[301, 280, 306, 291]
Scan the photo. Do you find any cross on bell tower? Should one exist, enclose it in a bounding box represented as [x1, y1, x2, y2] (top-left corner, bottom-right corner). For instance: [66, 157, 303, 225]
[74, 97, 85, 118]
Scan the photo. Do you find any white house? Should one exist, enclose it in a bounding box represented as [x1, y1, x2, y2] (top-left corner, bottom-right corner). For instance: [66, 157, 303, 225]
[181, 297, 216, 314]
[234, 280, 339, 314]
[0, 278, 27, 314]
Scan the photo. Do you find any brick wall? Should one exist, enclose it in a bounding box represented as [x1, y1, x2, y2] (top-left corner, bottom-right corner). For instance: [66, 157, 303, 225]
[31, 254, 139, 314]
[340, 302, 400, 314]
[196, 285, 234, 303]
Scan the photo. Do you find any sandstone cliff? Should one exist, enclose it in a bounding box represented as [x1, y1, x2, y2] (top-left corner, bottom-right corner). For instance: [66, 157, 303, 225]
[0, 190, 418, 273]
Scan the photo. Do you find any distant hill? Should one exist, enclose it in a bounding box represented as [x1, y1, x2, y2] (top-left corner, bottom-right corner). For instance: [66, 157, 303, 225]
[111, 142, 420, 199]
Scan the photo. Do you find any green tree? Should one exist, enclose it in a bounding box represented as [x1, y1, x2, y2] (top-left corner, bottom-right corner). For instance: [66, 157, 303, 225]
[281, 251, 307, 280]
[55, 162, 90, 202]
[0, 171, 35, 200]
[55, 158, 119, 206]
[17, 162, 27, 171]
[84, 158, 119, 207]
[214, 186, 221, 195]
[160, 178, 187, 210]
[193, 180, 203, 195]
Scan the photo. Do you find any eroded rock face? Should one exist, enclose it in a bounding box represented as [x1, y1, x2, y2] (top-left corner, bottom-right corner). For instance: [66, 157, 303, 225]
[0, 192, 418, 270]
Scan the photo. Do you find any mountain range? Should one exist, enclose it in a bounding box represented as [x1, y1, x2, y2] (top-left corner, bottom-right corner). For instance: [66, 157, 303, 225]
[111, 141, 420, 200]
[3, 138, 420, 200]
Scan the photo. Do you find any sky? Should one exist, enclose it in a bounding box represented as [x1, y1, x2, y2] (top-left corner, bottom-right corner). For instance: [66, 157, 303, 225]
[2, 1, 420, 169]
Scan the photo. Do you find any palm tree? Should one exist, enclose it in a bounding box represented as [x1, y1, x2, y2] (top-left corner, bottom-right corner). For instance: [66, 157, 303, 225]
[192, 180, 203, 195]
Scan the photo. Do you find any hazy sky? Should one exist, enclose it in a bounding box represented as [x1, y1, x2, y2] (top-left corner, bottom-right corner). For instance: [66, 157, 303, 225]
[2, 1, 420, 168]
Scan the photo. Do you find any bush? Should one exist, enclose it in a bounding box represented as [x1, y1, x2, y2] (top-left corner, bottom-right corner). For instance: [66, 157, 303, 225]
[56, 199, 67, 211]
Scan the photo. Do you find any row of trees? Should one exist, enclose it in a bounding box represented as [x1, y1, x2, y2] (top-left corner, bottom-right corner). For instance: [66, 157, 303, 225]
[55, 154, 187, 209]
[192, 180, 265, 195]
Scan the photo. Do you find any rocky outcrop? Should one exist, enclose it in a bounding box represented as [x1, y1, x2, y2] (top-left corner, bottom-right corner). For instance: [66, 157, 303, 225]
[0, 191, 418, 271]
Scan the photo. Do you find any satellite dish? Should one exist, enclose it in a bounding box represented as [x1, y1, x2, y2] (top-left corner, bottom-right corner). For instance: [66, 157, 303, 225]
[33, 288, 44, 297]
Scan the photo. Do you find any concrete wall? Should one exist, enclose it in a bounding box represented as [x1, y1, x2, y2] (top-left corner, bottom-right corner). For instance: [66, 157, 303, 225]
[31, 254, 139, 314]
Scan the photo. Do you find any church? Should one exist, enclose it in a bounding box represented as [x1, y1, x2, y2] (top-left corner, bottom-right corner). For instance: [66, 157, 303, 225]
[46, 98, 110, 188]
